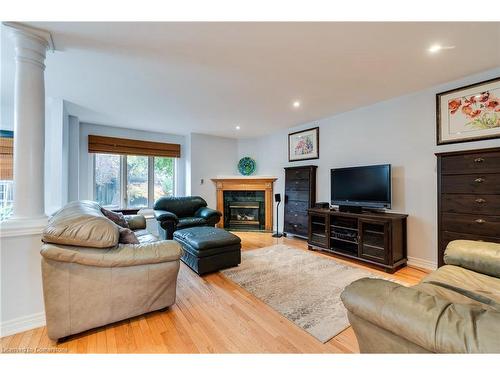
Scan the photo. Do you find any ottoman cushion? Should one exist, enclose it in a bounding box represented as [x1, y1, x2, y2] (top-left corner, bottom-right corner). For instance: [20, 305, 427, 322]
[174, 227, 241, 252]
[173, 226, 241, 275]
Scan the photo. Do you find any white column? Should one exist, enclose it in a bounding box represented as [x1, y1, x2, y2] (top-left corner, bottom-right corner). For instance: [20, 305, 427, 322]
[1, 23, 53, 233]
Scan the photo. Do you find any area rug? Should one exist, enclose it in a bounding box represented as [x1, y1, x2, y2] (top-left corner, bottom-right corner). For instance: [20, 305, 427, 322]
[221, 244, 395, 343]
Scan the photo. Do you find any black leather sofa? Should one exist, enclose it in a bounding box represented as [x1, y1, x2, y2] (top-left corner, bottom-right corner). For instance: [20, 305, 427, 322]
[153, 196, 222, 240]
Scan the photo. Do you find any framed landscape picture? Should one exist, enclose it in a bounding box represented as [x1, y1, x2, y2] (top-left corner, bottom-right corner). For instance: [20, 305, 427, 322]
[288, 127, 319, 161]
[437, 77, 500, 145]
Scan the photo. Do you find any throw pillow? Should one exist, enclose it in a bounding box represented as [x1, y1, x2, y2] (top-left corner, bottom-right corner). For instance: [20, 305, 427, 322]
[118, 227, 140, 244]
[101, 207, 129, 228]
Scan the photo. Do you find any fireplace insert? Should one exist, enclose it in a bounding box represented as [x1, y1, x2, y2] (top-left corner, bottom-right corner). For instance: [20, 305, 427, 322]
[228, 201, 260, 228]
[223, 190, 265, 231]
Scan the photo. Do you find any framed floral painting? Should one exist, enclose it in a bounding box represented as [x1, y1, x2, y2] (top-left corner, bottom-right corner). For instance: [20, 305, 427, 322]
[288, 127, 319, 161]
[437, 77, 500, 145]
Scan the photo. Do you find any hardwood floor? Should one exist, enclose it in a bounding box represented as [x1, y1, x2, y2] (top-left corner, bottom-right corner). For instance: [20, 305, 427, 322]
[1, 232, 429, 354]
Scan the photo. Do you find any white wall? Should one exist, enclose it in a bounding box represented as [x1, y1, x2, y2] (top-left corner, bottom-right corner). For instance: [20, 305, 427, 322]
[77, 122, 188, 202]
[0, 234, 46, 336]
[67, 115, 80, 202]
[238, 68, 500, 269]
[188, 133, 239, 209]
[44, 98, 70, 215]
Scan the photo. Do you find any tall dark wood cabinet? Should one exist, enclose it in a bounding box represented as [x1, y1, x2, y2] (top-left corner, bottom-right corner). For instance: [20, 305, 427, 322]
[436, 147, 500, 267]
[283, 165, 317, 238]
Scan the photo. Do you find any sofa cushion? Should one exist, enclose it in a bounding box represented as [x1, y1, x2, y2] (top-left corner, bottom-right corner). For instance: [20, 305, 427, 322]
[134, 229, 159, 244]
[413, 265, 500, 310]
[42, 201, 119, 248]
[177, 217, 207, 229]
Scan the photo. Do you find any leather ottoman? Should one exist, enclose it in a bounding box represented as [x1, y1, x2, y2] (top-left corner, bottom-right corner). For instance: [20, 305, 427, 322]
[173, 226, 241, 275]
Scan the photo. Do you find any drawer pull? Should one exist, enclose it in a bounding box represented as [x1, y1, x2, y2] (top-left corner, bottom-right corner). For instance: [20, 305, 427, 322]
[474, 219, 486, 224]
[294, 214, 298, 217]
[474, 157, 485, 163]
[475, 198, 486, 204]
[474, 177, 485, 183]
[293, 224, 298, 228]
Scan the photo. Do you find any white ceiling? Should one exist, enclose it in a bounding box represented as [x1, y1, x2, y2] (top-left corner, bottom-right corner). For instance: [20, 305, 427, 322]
[2, 22, 500, 138]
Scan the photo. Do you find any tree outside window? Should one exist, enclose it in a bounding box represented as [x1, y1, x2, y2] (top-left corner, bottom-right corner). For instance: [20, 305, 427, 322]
[95, 153, 120, 209]
[127, 155, 149, 208]
[154, 157, 175, 201]
[94, 153, 175, 209]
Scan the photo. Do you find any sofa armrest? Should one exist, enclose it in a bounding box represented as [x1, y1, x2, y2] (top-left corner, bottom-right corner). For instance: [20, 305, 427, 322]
[124, 214, 147, 230]
[195, 207, 222, 220]
[341, 278, 500, 353]
[154, 209, 178, 223]
[41, 241, 182, 268]
[444, 240, 500, 278]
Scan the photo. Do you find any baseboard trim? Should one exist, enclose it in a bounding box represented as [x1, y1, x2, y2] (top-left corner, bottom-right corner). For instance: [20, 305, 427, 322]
[0, 312, 45, 338]
[407, 256, 437, 271]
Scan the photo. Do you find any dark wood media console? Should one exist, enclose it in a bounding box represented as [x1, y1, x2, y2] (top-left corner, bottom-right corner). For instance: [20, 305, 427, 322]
[307, 208, 408, 273]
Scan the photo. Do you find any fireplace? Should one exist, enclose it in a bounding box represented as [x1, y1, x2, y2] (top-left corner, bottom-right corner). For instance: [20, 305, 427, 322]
[229, 202, 260, 227]
[223, 191, 265, 231]
[212, 177, 277, 232]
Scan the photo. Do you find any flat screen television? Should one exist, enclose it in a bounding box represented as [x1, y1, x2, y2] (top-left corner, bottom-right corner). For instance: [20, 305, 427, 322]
[331, 164, 391, 211]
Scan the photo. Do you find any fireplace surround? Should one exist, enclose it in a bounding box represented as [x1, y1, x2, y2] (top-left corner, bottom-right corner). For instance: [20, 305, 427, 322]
[224, 191, 265, 230]
[212, 177, 277, 232]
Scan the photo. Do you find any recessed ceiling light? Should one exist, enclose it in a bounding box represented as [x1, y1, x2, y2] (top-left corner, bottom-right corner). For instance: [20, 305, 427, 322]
[428, 44, 442, 53]
[293, 101, 301, 108]
[235, 125, 241, 130]
[428, 44, 456, 54]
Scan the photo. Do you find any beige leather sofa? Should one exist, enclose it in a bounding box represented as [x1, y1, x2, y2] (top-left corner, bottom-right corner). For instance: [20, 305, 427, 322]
[41, 201, 182, 341]
[341, 240, 500, 353]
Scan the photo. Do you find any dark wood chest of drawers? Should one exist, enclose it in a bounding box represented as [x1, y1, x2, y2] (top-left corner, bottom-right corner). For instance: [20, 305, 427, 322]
[284, 165, 317, 238]
[436, 147, 500, 267]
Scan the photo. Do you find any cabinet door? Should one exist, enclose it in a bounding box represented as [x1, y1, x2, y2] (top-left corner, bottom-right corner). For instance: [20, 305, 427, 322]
[309, 213, 328, 248]
[359, 219, 390, 264]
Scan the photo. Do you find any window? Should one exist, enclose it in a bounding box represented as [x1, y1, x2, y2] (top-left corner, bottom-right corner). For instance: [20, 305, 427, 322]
[0, 181, 13, 221]
[0, 131, 14, 221]
[94, 154, 175, 209]
[94, 153, 121, 209]
[154, 157, 175, 201]
[126, 155, 149, 208]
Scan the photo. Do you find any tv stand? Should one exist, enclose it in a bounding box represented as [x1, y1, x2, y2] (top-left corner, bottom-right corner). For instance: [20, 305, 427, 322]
[308, 208, 407, 273]
[338, 205, 362, 213]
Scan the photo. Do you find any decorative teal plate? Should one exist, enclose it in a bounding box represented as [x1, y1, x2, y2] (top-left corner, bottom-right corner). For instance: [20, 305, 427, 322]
[238, 157, 256, 176]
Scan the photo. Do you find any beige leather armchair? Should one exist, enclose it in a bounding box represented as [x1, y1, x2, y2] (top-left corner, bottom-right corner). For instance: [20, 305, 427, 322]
[41, 201, 182, 341]
[341, 240, 500, 353]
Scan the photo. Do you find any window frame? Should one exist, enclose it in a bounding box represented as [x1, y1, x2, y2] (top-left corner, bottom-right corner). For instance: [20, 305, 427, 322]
[93, 154, 176, 209]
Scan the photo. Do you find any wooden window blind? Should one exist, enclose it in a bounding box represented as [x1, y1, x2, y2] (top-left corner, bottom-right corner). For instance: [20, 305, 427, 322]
[0, 135, 13, 180]
[88, 135, 180, 158]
